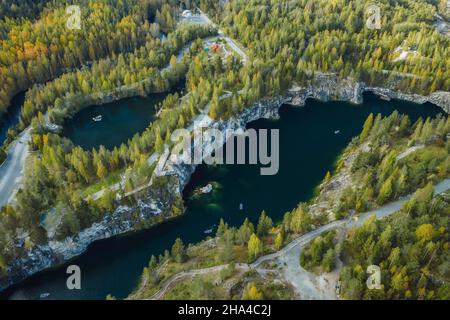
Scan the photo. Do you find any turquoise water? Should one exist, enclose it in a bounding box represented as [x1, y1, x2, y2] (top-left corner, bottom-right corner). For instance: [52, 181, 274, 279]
[62, 93, 168, 150]
[1, 92, 442, 300]
[0, 92, 25, 146]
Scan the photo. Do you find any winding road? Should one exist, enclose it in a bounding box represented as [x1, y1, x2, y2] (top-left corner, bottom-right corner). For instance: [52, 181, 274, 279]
[0, 128, 31, 208]
[144, 178, 450, 300]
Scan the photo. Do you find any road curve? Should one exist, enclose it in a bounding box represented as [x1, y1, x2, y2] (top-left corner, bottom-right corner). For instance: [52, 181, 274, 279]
[148, 263, 249, 300]
[0, 128, 31, 208]
[250, 220, 345, 268]
[144, 178, 450, 300]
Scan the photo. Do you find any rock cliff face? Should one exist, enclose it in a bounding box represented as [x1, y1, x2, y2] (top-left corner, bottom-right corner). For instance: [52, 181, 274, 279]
[286, 73, 450, 114]
[366, 87, 450, 114]
[161, 96, 286, 191]
[0, 175, 181, 291]
[287, 75, 363, 106]
[1, 74, 448, 292]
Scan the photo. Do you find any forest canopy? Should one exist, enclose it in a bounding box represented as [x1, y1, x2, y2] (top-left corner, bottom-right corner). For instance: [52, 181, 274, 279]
[0, 1, 448, 298]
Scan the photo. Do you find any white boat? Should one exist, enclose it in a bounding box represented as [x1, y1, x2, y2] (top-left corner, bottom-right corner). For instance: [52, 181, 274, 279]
[334, 130, 340, 134]
[379, 94, 391, 101]
[239, 203, 243, 210]
[39, 293, 50, 299]
[92, 115, 102, 122]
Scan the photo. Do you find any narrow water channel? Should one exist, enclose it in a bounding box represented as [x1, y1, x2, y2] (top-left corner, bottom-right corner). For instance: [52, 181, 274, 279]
[0, 92, 25, 146]
[1, 92, 443, 300]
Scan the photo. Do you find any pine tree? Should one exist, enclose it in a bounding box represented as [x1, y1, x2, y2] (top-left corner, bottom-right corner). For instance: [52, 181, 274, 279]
[248, 233, 263, 260]
[242, 283, 263, 300]
[324, 171, 332, 183]
[376, 177, 393, 205]
[171, 238, 186, 263]
[96, 161, 107, 179]
[155, 130, 164, 154]
[321, 249, 335, 272]
[236, 218, 254, 245]
[412, 118, 423, 142]
[275, 232, 283, 250]
[256, 210, 273, 236]
[359, 113, 374, 144]
[216, 218, 228, 237]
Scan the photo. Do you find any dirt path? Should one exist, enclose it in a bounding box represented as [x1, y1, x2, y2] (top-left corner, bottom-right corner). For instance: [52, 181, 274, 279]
[147, 264, 249, 300]
[396, 145, 424, 161]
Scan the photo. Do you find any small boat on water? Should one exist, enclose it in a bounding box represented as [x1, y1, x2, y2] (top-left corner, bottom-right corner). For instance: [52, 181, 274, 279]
[379, 94, 391, 101]
[92, 115, 102, 122]
[239, 203, 243, 210]
[334, 130, 340, 134]
[39, 293, 50, 299]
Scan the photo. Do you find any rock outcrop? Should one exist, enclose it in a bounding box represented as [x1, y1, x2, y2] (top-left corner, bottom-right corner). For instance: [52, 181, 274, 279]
[366, 87, 450, 114]
[286, 73, 450, 114]
[286, 74, 363, 106]
[161, 96, 285, 191]
[0, 175, 181, 291]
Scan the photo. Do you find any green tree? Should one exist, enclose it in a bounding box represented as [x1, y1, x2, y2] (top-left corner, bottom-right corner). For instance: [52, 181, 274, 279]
[256, 210, 273, 236]
[415, 224, 434, 242]
[155, 130, 164, 154]
[275, 232, 283, 250]
[242, 282, 263, 300]
[359, 113, 374, 143]
[376, 177, 393, 205]
[324, 171, 332, 183]
[171, 238, 186, 263]
[248, 233, 263, 260]
[321, 249, 335, 272]
[216, 218, 229, 237]
[236, 218, 254, 245]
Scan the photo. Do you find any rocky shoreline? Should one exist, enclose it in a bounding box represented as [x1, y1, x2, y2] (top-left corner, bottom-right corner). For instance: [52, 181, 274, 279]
[286, 73, 450, 113]
[1, 74, 449, 293]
